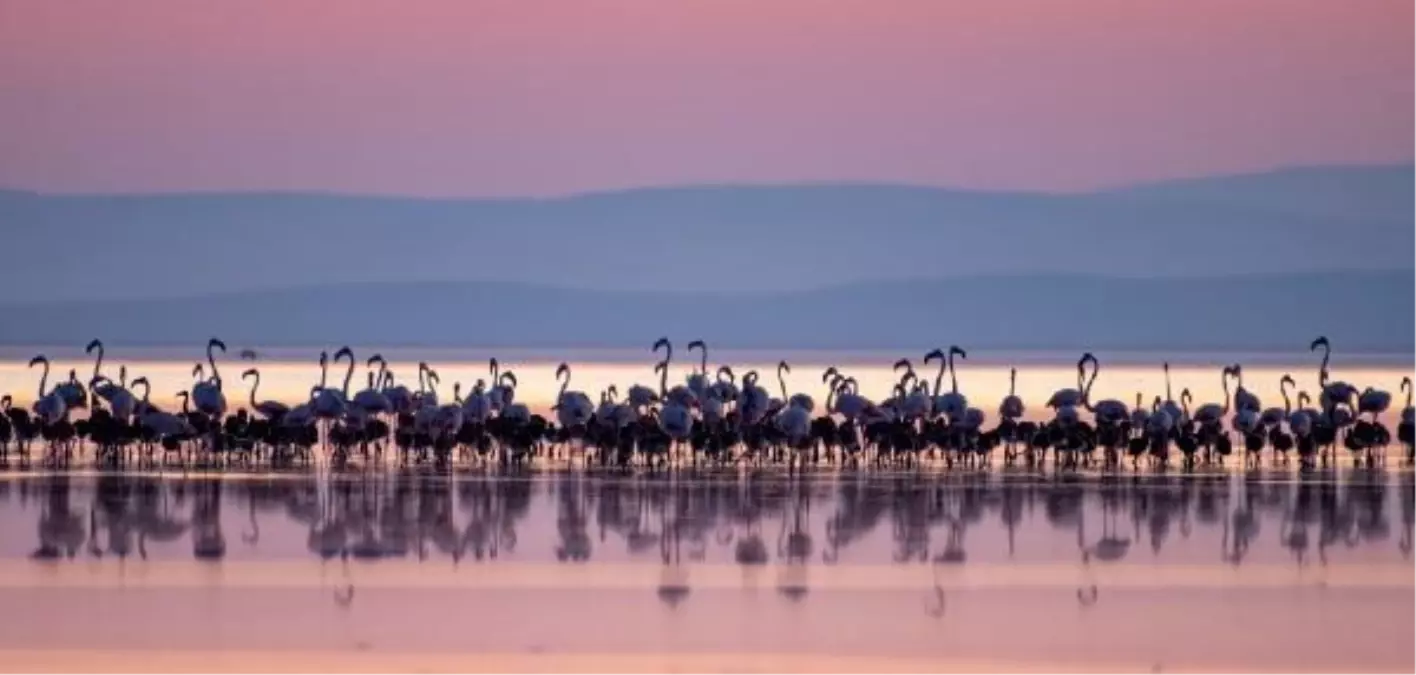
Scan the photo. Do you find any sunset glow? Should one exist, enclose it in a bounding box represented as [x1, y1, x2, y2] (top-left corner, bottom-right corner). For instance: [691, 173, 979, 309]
[0, 0, 1410, 196]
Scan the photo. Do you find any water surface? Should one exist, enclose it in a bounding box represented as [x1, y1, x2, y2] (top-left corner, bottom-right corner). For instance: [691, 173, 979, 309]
[0, 466, 1410, 672]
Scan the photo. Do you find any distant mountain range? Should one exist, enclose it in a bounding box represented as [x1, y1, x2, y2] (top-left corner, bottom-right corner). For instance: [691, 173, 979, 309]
[2, 164, 1410, 351]
[2, 164, 1411, 303]
[0, 271, 1409, 352]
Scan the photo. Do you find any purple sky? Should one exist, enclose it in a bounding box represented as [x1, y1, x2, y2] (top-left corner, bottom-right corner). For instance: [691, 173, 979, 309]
[0, 0, 1410, 197]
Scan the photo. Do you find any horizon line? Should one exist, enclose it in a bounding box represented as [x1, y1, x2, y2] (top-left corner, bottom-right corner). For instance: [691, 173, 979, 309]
[1, 160, 1411, 203]
[1, 267, 1408, 309]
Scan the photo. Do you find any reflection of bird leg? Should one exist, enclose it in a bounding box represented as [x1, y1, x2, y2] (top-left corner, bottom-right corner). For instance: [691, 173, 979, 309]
[241, 499, 259, 546]
[138, 531, 147, 561]
[923, 564, 945, 619]
[1077, 511, 1089, 564]
[1076, 585, 1099, 607]
[333, 585, 354, 607]
[87, 507, 102, 559]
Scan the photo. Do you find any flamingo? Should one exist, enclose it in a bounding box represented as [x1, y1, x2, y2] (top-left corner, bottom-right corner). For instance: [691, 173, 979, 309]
[1079, 354, 1128, 424]
[1357, 386, 1393, 421]
[1311, 336, 1358, 414]
[777, 361, 815, 413]
[29, 356, 67, 426]
[1232, 364, 1261, 413]
[553, 362, 595, 430]
[87, 344, 137, 422]
[1397, 378, 1413, 458]
[1259, 374, 1290, 429]
[651, 338, 695, 407]
[241, 369, 290, 421]
[737, 370, 771, 426]
[85, 339, 134, 414]
[685, 340, 710, 401]
[999, 368, 1024, 421]
[460, 379, 494, 424]
[925, 346, 968, 420]
[1191, 366, 1234, 428]
[313, 350, 351, 420]
[416, 362, 441, 408]
[353, 355, 393, 414]
[192, 338, 228, 418]
[1046, 354, 1090, 411]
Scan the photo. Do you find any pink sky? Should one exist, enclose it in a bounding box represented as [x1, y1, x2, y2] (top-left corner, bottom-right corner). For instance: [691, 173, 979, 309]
[0, 0, 1410, 197]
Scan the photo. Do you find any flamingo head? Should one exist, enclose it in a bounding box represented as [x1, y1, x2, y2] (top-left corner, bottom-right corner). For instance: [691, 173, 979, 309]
[242, 368, 258, 380]
[653, 337, 670, 352]
[949, 345, 967, 359]
[556, 362, 570, 379]
[28, 355, 46, 368]
[334, 346, 353, 361]
[209, 338, 227, 353]
[1310, 336, 1329, 351]
[821, 366, 839, 383]
[923, 348, 943, 364]
[85, 339, 102, 354]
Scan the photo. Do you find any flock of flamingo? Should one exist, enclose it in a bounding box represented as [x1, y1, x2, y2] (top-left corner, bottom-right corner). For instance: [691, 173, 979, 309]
[0, 336, 1411, 471]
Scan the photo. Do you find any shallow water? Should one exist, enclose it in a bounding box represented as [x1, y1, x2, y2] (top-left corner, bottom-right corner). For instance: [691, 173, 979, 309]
[0, 466, 1411, 672]
[2, 346, 1411, 419]
[2, 344, 1413, 671]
